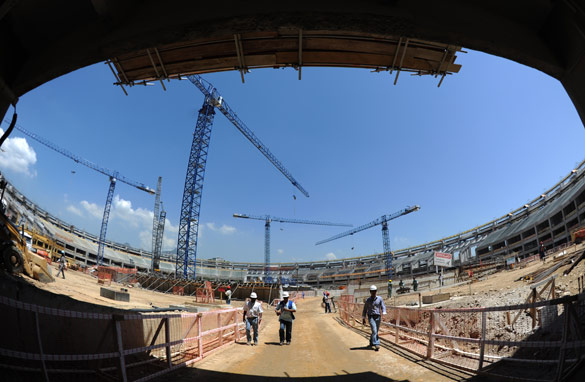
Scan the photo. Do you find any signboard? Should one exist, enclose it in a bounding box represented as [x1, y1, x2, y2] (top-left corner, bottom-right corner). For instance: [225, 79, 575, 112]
[506, 257, 516, 265]
[434, 252, 453, 267]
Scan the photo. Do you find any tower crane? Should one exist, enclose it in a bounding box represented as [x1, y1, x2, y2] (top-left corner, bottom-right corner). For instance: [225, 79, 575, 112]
[176, 75, 309, 279]
[315, 206, 420, 279]
[151, 177, 165, 272]
[13, 124, 155, 265]
[152, 201, 166, 272]
[233, 213, 351, 282]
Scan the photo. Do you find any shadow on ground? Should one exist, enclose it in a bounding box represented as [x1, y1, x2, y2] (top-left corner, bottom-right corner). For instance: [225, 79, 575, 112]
[333, 317, 475, 382]
[168, 368, 407, 382]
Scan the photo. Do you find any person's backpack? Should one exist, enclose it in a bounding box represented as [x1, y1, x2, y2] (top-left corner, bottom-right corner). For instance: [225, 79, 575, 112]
[279, 300, 295, 320]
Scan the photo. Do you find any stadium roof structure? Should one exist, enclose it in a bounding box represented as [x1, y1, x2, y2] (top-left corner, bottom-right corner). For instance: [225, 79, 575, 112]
[108, 32, 462, 91]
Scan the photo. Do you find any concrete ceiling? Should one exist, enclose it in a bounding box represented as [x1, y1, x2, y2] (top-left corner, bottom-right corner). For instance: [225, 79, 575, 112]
[1, 1, 584, 125]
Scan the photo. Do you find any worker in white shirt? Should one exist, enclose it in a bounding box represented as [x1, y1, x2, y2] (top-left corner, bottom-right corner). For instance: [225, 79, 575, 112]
[225, 286, 232, 305]
[243, 292, 263, 345]
[361, 285, 387, 351]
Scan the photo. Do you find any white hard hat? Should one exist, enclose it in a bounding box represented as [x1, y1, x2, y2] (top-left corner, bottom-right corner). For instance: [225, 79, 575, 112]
[370, 285, 378, 291]
[250, 292, 257, 298]
[282, 292, 289, 298]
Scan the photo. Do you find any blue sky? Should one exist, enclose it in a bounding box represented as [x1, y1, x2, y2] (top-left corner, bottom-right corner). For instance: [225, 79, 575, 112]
[1, 49, 584, 264]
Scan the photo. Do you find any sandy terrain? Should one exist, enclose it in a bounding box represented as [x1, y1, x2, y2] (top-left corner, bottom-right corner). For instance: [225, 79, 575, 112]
[166, 297, 474, 382]
[28, 263, 230, 310]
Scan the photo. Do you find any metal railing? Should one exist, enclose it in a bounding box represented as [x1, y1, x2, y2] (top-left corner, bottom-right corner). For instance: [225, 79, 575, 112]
[338, 293, 585, 381]
[0, 296, 257, 381]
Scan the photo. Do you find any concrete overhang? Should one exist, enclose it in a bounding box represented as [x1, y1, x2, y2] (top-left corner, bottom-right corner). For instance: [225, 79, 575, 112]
[0, 1, 583, 124]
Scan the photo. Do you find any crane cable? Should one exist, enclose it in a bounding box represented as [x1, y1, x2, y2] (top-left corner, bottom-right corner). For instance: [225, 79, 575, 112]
[0, 107, 17, 149]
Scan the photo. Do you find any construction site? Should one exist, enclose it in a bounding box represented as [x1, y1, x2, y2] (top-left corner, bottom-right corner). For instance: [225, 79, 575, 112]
[2, 2, 585, 382]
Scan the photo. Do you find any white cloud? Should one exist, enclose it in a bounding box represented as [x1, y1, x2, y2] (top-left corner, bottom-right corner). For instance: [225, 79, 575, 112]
[325, 252, 337, 260]
[277, 249, 284, 254]
[0, 128, 37, 176]
[66, 204, 83, 217]
[205, 222, 236, 235]
[112, 195, 151, 228]
[68, 194, 180, 251]
[80, 200, 103, 219]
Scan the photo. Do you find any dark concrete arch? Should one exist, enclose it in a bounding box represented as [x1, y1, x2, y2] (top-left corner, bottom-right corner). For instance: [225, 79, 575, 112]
[1, 1, 584, 124]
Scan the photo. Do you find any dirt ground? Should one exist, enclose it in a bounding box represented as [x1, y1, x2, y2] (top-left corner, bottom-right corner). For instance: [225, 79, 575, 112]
[28, 263, 230, 310]
[166, 297, 474, 382]
[389, 247, 585, 309]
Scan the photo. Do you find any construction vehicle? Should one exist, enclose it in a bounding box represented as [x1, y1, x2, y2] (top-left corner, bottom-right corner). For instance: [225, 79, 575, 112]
[0, 178, 54, 282]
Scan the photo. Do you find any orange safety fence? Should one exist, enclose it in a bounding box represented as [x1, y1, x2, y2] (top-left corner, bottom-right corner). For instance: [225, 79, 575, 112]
[172, 286, 184, 296]
[338, 293, 585, 382]
[97, 266, 137, 284]
[0, 296, 259, 381]
[97, 271, 112, 285]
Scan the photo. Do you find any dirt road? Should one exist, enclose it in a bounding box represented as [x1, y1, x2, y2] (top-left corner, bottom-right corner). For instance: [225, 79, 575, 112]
[167, 297, 473, 382]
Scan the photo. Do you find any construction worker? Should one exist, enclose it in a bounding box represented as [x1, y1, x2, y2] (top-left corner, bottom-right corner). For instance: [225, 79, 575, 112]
[275, 291, 296, 345]
[225, 285, 232, 305]
[323, 292, 331, 313]
[387, 279, 392, 297]
[362, 285, 386, 351]
[539, 241, 546, 263]
[56, 254, 66, 279]
[412, 276, 418, 292]
[243, 292, 263, 346]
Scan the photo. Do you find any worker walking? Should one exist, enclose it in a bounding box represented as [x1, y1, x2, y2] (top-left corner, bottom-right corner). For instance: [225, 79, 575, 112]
[362, 285, 386, 351]
[243, 292, 263, 346]
[539, 241, 546, 263]
[323, 292, 331, 313]
[275, 291, 296, 345]
[387, 279, 392, 297]
[225, 286, 232, 305]
[56, 254, 66, 279]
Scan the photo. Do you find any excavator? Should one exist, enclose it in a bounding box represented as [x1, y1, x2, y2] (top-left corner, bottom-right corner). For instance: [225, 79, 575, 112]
[0, 178, 54, 282]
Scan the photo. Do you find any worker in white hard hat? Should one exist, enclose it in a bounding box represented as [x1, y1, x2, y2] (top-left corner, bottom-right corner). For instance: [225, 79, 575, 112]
[243, 292, 263, 346]
[275, 291, 297, 345]
[361, 285, 386, 351]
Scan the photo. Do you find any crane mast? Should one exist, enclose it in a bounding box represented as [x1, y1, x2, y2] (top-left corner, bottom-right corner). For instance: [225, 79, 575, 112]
[233, 213, 351, 282]
[151, 177, 162, 272]
[176, 75, 310, 279]
[316, 205, 420, 279]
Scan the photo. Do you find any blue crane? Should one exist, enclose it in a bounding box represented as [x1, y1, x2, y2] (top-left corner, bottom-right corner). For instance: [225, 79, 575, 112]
[315, 205, 420, 279]
[176, 75, 309, 279]
[13, 124, 155, 265]
[233, 213, 351, 283]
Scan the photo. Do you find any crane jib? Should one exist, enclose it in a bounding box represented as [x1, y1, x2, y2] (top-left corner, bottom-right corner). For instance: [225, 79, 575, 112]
[186, 75, 309, 198]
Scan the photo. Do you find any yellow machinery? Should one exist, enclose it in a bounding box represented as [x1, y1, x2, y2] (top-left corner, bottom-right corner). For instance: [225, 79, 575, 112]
[0, 180, 54, 282]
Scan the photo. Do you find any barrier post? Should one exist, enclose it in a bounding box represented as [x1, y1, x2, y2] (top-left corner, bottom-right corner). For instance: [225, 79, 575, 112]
[113, 315, 128, 382]
[33, 311, 49, 382]
[395, 308, 400, 344]
[555, 303, 571, 382]
[218, 312, 223, 347]
[233, 310, 240, 341]
[164, 317, 172, 368]
[530, 289, 537, 329]
[478, 311, 487, 370]
[427, 312, 435, 359]
[197, 313, 203, 358]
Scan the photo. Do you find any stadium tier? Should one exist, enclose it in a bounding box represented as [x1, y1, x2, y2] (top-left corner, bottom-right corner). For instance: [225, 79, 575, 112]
[3, 158, 585, 285]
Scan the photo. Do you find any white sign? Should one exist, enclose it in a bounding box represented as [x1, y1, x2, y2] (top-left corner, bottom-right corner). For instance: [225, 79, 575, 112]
[434, 252, 453, 267]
